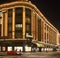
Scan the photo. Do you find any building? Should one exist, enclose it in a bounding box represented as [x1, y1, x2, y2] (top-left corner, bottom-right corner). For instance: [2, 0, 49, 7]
[58, 34, 60, 45]
[57, 33, 60, 44]
[0, 0, 59, 52]
[57, 33, 60, 51]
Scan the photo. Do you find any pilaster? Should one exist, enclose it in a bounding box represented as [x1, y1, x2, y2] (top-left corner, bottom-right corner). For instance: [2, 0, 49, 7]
[23, 7, 25, 39]
[12, 8, 15, 39]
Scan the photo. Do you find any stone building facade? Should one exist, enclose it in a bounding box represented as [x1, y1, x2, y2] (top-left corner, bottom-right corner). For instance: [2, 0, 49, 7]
[0, 0, 59, 52]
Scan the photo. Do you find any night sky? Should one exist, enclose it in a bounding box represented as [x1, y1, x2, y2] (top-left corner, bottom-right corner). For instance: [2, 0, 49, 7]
[30, 0, 60, 32]
[0, 0, 60, 32]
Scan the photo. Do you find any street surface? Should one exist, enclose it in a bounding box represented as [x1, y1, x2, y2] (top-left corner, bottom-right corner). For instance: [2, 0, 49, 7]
[0, 51, 60, 58]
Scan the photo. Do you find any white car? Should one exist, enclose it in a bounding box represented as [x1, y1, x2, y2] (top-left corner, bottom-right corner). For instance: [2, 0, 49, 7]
[15, 51, 23, 55]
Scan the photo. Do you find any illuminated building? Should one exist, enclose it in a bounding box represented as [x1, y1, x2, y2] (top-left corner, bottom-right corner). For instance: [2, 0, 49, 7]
[0, 0, 59, 52]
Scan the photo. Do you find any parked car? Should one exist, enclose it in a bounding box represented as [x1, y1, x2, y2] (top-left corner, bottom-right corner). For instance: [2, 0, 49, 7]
[7, 51, 15, 55]
[15, 51, 23, 55]
[7, 51, 23, 55]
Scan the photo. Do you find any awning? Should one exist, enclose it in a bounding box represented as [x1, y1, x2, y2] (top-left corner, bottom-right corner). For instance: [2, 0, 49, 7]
[36, 43, 44, 47]
[33, 43, 44, 47]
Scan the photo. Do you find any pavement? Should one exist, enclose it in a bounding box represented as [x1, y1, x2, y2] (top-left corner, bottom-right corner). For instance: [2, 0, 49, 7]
[0, 51, 60, 56]
[0, 51, 60, 58]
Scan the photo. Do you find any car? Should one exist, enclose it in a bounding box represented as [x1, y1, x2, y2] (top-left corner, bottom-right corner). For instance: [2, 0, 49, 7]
[7, 51, 15, 55]
[7, 51, 23, 55]
[15, 51, 23, 55]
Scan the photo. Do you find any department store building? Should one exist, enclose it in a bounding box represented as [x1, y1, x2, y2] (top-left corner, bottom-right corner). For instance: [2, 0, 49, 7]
[0, 0, 59, 52]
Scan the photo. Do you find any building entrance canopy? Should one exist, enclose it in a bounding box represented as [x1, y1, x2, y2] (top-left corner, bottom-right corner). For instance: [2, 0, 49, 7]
[35, 43, 44, 47]
[32, 41, 58, 48]
[32, 41, 44, 48]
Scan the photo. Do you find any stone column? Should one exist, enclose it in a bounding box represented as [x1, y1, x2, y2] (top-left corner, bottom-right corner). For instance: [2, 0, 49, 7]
[12, 8, 15, 39]
[23, 7, 25, 39]
[1, 11, 3, 36]
[4, 11, 8, 36]
[2, 11, 6, 36]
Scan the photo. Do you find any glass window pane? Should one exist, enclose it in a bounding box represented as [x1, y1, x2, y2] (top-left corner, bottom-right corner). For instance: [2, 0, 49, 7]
[0, 46, 1, 51]
[15, 32, 22, 38]
[25, 8, 31, 35]
[0, 12, 2, 17]
[7, 46, 12, 51]
[14, 46, 23, 51]
[0, 12, 2, 24]
[0, 25, 1, 36]
[8, 32, 12, 38]
[2, 46, 6, 52]
[38, 19, 41, 41]
[15, 8, 23, 38]
[26, 18, 31, 23]
[8, 9, 12, 38]
[26, 24, 31, 31]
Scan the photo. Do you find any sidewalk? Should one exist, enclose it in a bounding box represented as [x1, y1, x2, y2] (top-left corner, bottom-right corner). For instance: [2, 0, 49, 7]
[23, 51, 60, 56]
[0, 51, 60, 56]
[0, 52, 7, 56]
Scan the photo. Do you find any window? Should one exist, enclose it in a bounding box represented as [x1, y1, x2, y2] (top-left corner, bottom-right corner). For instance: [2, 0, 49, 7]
[14, 46, 23, 51]
[8, 25, 12, 32]
[38, 18, 41, 41]
[0, 12, 2, 36]
[0, 25, 1, 36]
[2, 46, 6, 52]
[26, 24, 31, 32]
[0, 12, 2, 24]
[7, 46, 12, 51]
[8, 9, 12, 38]
[26, 17, 31, 23]
[25, 45, 31, 52]
[15, 31, 22, 38]
[15, 24, 22, 28]
[0, 12, 2, 17]
[15, 8, 23, 38]
[25, 8, 31, 35]
[0, 46, 1, 51]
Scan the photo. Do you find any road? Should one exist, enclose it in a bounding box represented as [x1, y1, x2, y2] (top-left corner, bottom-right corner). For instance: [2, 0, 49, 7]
[0, 51, 60, 58]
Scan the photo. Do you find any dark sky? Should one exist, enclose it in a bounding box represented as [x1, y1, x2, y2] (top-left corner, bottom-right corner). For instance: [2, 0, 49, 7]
[0, 0, 60, 32]
[30, 0, 60, 32]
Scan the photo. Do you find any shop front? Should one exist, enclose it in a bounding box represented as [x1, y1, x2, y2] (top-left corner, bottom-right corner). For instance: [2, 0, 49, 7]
[0, 40, 36, 52]
[32, 42, 45, 52]
[43, 43, 58, 52]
